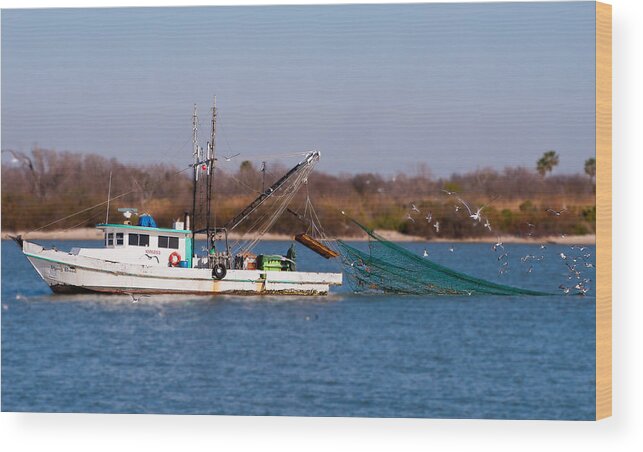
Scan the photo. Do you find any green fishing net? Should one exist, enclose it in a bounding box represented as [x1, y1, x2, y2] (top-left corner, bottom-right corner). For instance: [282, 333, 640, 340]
[337, 221, 550, 296]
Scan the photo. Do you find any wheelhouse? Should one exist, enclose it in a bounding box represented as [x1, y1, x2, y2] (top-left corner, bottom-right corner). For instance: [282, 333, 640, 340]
[95, 223, 192, 267]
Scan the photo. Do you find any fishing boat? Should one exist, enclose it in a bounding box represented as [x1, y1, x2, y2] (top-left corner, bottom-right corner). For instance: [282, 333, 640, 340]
[14, 100, 342, 296]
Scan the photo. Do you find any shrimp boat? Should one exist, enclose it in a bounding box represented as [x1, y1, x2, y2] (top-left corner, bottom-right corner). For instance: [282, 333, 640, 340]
[15, 100, 342, 296]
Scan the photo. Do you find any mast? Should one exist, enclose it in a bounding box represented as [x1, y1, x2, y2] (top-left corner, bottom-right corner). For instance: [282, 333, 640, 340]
[205, 96, 217, 244]
[190, 97, 220, 256]
[191, 104, 199, 248]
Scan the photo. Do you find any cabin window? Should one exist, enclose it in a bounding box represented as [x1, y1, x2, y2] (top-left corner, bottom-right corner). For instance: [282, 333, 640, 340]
[106, 233, 114, 246]
[116, 232, 124, 246]
[128, 233, 150, 247]
[158, 235, 179, 249]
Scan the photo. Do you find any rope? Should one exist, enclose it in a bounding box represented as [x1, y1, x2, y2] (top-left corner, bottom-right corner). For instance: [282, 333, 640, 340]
[233, 163, 315, 254]
[24, 164, 193, 236]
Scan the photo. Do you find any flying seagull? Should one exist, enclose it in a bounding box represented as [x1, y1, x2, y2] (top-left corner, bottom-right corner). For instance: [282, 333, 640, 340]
[2, 149, 34, 171]
[559, 284, 570, 294]
[545, 207, 567, 216]
[457, 197, 486, 222]
[127, 293, 151, 303]
[222, 153, 241, 162]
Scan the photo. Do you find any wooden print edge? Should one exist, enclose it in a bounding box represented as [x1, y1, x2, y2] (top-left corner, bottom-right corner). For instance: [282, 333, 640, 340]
[595, 0, 612, 421]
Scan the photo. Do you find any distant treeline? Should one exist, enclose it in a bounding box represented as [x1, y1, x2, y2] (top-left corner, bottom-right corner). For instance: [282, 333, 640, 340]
[1, 148, 595, 238]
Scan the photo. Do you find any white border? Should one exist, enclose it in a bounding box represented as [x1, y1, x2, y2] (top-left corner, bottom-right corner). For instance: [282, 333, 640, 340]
[1, 0, 641, 451]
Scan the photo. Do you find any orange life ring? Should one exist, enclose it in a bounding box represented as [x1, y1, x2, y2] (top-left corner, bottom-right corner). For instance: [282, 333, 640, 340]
[169, 251, 181, 267]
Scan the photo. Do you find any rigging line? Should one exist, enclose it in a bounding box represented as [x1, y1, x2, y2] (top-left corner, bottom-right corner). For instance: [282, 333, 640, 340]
[227, 151, 311, 161]
[227, 162, 309, 233]
[232, 183, 295, 253]
[213, 112, 238, 159]
[240, 165, 313, 253]
[231, 181, 292, 250]
[228, 174, 302, 250]
[214, 167, 261, 195]
[25, 164, 193, 235]
[61, 210, 105, 232]
[240, 193, 294, 254]
[25, 190, 137, 234]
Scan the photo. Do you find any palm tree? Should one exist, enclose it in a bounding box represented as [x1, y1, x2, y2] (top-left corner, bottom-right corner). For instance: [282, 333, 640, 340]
[584, 157, 596, 184]
[536, 151, 559, 177]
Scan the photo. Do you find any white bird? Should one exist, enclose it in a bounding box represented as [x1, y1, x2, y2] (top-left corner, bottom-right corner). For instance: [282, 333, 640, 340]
[483, 218, 492, 231]
[433, 221, 440, 233]
[423, 249, 429, 257]
[545, 207, 567, 216]
[2, 149, 34, 170]
[492, 239, 504, 252]
[406, 213, 415, 223]
[584, 262, 595, 268]
[559, 284, 570, 294]
[454, 205, 461, 213]
[441, 189, 457, 196]
[127, 293, 150, 303]
[425, 211, 432, 223]
[449, 245, 455, 253]
[527, 266, 533, 273]
[540, 244, 547, 250]
[498, 252, 508, 261]
[410, 204, 420, 213]
[524, 223, 536, 237]
[560, 252, 567, 260]
[222, 153, 241, 161]
[457, 197, 486, 222]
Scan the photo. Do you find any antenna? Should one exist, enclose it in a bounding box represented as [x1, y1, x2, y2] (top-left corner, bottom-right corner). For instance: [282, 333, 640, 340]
[105, 170, 113, 224]
[261, 161, 267, 192]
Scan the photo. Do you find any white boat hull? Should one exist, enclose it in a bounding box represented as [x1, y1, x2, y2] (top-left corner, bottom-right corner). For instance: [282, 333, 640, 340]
[22, 241, 342, 296]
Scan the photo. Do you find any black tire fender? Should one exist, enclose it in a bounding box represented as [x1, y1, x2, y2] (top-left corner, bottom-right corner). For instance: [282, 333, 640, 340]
[212, 264, 227, 280]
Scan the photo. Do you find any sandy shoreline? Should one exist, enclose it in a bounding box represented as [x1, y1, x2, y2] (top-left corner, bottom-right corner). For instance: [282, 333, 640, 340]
[2, 228, 595, 245]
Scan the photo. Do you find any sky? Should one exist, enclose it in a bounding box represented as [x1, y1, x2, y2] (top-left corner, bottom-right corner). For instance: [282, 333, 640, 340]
[1, 2, 596, 176]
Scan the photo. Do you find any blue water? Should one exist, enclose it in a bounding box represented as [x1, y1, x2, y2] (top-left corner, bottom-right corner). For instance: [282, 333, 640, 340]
[1, 239, 595, 419]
